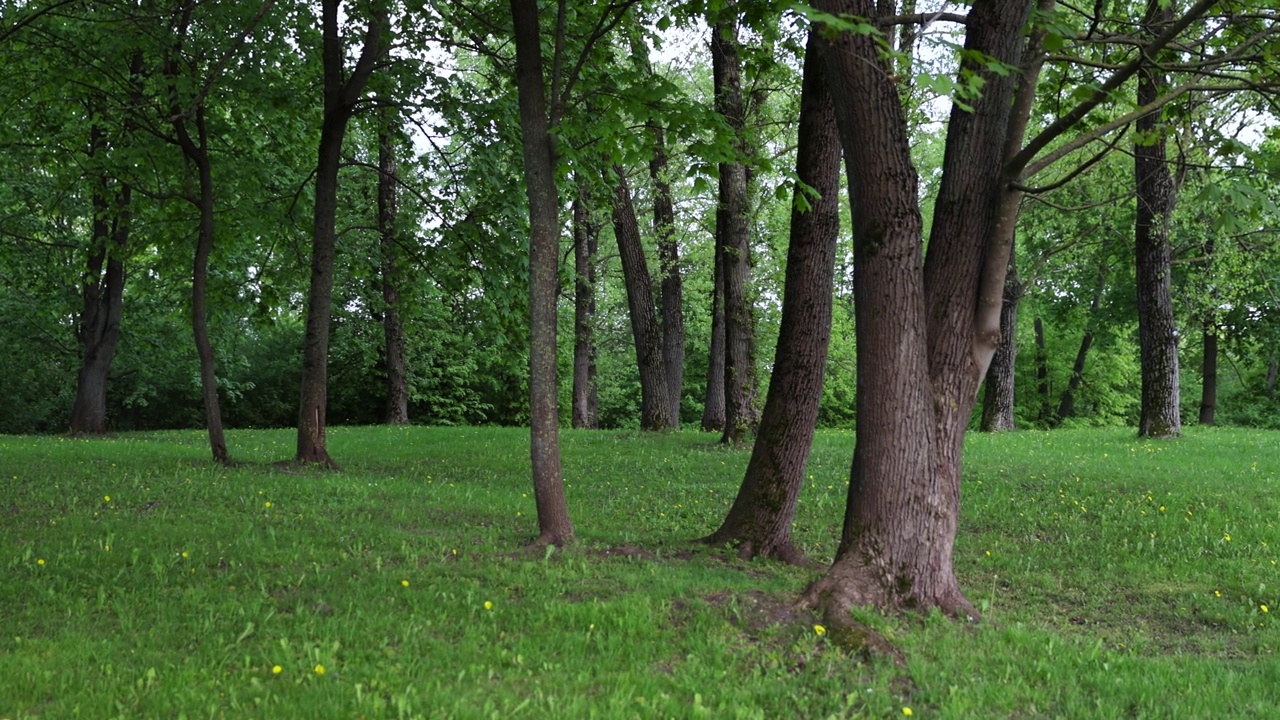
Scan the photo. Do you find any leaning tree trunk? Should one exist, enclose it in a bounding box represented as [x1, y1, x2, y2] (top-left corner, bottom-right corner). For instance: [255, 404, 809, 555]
[70, 125, 129, 437]
[1134, 0, 1181, 439]
[802, 0, 1032, 622]
[510, 0, 574, 546]
[608, 164, 672, 431]
[378, 115, 409, 425]
[702, 31, 840, 564]
[1198, 321, 1217, 425]
[711, 11, 759, 445]
[1055, 249, 1110, 425]
[1034, 316, 1052, 423]
[981, 248, 1021, 432]
[572, 185, 601, 429]
[701, 245, 727, 432]
[650, 123, 684, 428]
[296, 0, 384, 467]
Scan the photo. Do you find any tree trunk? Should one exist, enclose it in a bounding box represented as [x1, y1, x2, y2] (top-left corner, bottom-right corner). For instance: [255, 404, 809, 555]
[803, 0, 1032, 622]
[1267, 356, 1277, 402]
[572, 185, 600, 429]
[1034, 316, 1052, 423]
[650, 123, 684, 428]
[1134, 0, 1181, 439]
[711, 11, 759, 445]
[1055, 250, 1110, 425]
[701, 244, 726, 432]
[296, 0, 384, 466]
[702, 30, 840, 564]
[980, 250, 1021, 432]
[607, 164, 671, 431]
[1198, 322, 1217, 425]
[70, 125, 128, 437]
[510, 0, 573, 546]
[379, 114, 409, 426]
[173, 108, 230, 464]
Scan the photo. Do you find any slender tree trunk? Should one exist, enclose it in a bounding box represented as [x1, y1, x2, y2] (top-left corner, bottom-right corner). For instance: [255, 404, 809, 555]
[607, 164, 671, 431]
[702, 31, 840, 563]
[174, 109, 230, 464]
[980, 250, 1021, 432]
[378, 115, 409, 425]
[1267, 356, 1277, 402]
[1134, 0, 1181, 439]
[803, 0, 1032, 622]
[650, 123, 684, 428]
[711, 11, 759, 445]
[1198, 322, 1217, 425]
[1055, 251, 1110, 425]
[70, 125, 128, 437]
[572, 185, 600, 429]
[510, 0, 573, 546]
[701, 246, 727, 432]
[1034, 316, 1052, 422]
[296, 0, 384, 466]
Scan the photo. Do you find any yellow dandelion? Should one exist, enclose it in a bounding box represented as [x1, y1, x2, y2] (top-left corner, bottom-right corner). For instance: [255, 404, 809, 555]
[314, 664, 325, 675]
[37, 558, 45, 565]
[264, 502, 272, 508]
[903, 708, 913, 716]
[1214, 590, 1222, 598]
[181, 552, 189, 558]
[484, 601, 494, 610]
[1263, 605, 1270, 613]
[401, 580, 410, 587]
[104, 495, 111, 502]
[1224, 533, 1232, 541]
[813, 624, 826, 636]
[272, 665, 282, 674]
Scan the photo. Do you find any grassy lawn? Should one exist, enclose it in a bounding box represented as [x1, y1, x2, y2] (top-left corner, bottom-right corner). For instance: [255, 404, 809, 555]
[2, 425, 1278, 718]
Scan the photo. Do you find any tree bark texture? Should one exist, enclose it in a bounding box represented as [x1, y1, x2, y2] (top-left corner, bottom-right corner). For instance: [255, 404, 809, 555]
[296, 0, 384, 466]
[511, 0, 573, 545]
[711, 13, 759, 445]
[1134, 0, 1181, 439]
[650, 123, 684, 428]
[173, 107, 230, 464]
[70, 124, 129, 437]
[803, 0, 1031, 622]
[701, 244, 727, 432]
[703, 31, 840, 564]
[572, 187, 600, 429]
[980, 250, 1021, 432]
[378, 117, 409, 425]
[1198, 323, 1217, 425]
[608, 164, 672, 431]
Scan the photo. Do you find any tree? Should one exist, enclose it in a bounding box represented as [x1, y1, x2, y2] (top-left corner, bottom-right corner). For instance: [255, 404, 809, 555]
[296, 0, 386, 466]
[703, 29, 840, 563]
[572, 180, 602, 429]
[377, 109, 409, 425]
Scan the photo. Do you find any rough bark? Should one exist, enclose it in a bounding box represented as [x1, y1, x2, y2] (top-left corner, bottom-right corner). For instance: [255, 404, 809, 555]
[980, 250, 1021, 432]
[1198, 322, 1217, 425]
[1134, 0, 1181, 439]
[701, 245, 727, 432]
[70, 124, 128, 437]
[378, 116, 409, 425]
[572, 186, 600, 429]
[711, 12, 759, 445]
[650, 123, 684, 428]
[296, 0, 384, 467]
[802, 0, 1031, 622]
[511, 0, 573, 546]
[608, 164, 672, 431]
[703, 31, 840, 563]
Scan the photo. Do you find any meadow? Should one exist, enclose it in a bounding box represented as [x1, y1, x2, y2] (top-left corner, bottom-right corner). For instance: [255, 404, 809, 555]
[1, 425, 1277, 718]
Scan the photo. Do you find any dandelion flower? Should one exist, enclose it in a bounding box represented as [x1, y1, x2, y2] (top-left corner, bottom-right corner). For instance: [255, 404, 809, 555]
[484, 601, 494, 610]
[181, 552, 189, 558]
[813, 624, 826, 637]
[1263, 605, 1270, 613]
[264, 502, 272, 508]
[104, 495, 111, 502]
[903, 708, 913, 716]
[401, 580, 410, 587]
[37, 558, 45, 565]
[314, 664, 325, 675]
[272, 665, 282, 674]
[1214, 590, 1222, 598]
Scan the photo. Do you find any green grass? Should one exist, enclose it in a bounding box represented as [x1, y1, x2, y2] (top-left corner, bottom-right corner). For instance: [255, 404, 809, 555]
[1, 425, 1278, 718]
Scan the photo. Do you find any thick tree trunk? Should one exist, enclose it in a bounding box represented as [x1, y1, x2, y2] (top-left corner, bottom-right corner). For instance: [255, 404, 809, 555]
[1134, 0, 1181, 439]
[803, 0, 1031, 622]
[572, 186, 600, 429]
[711, 12, 759, 445]
[1198, 322, 1217, 425]
[608, 164, 672, 431]
[980, 251, 1020, 432]
[1034, 316, 1052, 423]
[296, 0, 384, 466]
[701, 247, 727, 432]
[511, 0, 573, 546]
[650, 123, 684, 428]
[378, 116, 409, 426]
[70, 127, 128, 437]
[174, 109, 230, 464]
[703, 31, 840, 564]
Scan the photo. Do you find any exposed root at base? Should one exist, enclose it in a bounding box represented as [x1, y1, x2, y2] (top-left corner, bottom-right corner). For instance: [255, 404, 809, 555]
[696, 534, 812, 568]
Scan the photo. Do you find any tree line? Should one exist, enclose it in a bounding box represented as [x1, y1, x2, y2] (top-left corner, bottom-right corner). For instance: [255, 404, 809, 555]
[2, 0, 1278, 616]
